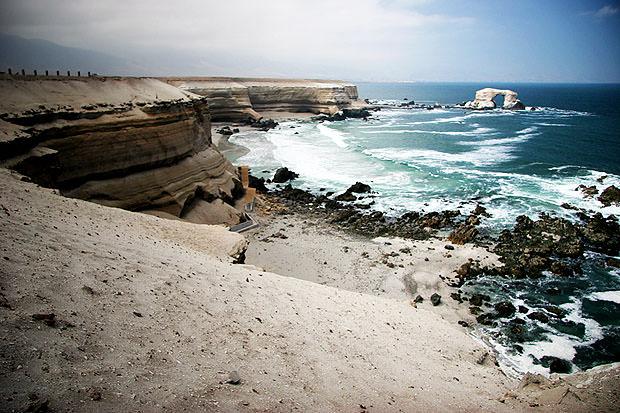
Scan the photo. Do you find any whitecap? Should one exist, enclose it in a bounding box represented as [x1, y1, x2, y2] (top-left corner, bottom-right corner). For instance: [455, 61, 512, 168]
[587, 291, 620, 304]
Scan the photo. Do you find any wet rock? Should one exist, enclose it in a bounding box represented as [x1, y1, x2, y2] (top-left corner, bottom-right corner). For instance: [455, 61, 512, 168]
[476, 313, 497, 326]
[494, 301, 516, 318]
[278, 185, 315, 203]
[448, 224, 478, 245]
[347, 182, 372, 193]
[540, 356, 572, 374]
[444, 244, 455, 250]
[430, 293, 441, 306]
[414, 295, 424, 303]
[458, 320, 469, 327]
[518, 305, 529, 314]
[248, 175, 269, 193]
[469, 293, 491, 307]
[598, 185, 620, 206]
[580, 213, 620, 255]
[472, 204, 491, 217]
[250, 118, 278, 131]
[335, 192, 357, 202]
[527, 311, 549, 323]
[272, 167, 299, 183]
[216, 126, 235, 136]
[450, 292, 463, 303]
[576, 184, 598, 198]
[454, 260, 483, 286]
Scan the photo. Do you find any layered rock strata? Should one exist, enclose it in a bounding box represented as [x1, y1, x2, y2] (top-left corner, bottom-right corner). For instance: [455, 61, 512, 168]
[0, 76, 243, 223]
[165, 77, 364, 121]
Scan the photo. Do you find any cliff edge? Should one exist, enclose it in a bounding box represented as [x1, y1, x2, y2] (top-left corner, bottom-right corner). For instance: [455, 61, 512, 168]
[165, 77, 365, 121]
[0, 76, 244, 224]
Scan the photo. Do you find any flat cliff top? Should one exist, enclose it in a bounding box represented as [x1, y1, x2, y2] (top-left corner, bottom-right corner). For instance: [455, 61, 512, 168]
[0, 77, 198, 113]
[164, 76, 356, 88]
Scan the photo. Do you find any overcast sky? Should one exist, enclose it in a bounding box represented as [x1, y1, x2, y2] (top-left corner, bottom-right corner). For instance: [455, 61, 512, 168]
[1, 0, 619, 82]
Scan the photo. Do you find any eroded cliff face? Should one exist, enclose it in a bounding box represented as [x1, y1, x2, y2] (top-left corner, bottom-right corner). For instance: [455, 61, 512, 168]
[165, 77, 363, 121]
[0, 77, 243, 223]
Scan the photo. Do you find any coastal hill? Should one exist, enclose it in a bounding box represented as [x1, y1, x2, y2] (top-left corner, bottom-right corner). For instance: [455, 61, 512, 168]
[0, 75, 618, 412]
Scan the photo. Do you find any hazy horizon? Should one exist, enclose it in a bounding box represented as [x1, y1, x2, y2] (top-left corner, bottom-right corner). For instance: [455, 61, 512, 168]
[1, 0, 619, 83]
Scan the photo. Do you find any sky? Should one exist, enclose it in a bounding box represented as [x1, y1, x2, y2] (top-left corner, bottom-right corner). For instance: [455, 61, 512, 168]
[0, 0, 619, 82]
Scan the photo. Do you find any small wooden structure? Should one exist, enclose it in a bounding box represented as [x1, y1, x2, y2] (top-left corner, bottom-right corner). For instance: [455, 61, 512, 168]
[229, 165, 259, 233]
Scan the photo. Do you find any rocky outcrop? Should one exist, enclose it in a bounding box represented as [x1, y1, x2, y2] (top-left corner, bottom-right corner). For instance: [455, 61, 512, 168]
[0, 77, 243, 223]
[462, 88, 525, 110]
[165, 77, 365, 121]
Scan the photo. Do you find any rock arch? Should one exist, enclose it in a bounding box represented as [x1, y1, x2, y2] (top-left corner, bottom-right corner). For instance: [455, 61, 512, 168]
[463, 88, 525, 110]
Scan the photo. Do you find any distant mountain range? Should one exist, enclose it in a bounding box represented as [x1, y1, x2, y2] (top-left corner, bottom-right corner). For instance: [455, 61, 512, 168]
[0, 33, 149, 76]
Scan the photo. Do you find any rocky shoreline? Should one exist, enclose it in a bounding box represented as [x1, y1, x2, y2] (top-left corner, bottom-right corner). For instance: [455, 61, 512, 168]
[242, 160, 620, 374]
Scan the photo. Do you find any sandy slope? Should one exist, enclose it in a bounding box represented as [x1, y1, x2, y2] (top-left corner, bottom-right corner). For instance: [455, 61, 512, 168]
[0, 169, 618, 412]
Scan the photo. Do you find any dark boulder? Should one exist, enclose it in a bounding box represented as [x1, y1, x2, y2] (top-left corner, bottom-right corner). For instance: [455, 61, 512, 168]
[540, 356, 572, 374]
[448, 224, 478, 245]
[248, 175, 269, 193]
[576, 184, 598, 198]
[430, 293, 442, 306]
[469, 293, 491, 307]
[335, 192, 357, 202]
[272, 167, 299, 183]
[494, 301, 516, 318]
[347, 182, 372, 193]
[598, 185, 620, 206]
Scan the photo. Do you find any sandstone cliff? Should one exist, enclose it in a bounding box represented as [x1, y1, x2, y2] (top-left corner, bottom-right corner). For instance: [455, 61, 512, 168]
[0, 76, 243, 223]
[165, 77, 363, 121]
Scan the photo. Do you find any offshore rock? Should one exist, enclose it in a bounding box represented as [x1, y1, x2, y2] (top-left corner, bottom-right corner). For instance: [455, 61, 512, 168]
[272, 167, 299, 183]
[462, 88, 525, 110]
[598, 185, 620, 206]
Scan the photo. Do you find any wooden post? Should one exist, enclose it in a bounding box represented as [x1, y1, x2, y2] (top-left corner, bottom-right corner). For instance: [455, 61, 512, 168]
[56, 70, 60, 76]
[33, 70, 37, 76]
[67, 70, 70, 76]
[7, 68, 11, 75]
[88, 71, 91, 77]
[45, 70, 49, 76]
[21, 69, 25, 76]
[77, 71, 80, 77]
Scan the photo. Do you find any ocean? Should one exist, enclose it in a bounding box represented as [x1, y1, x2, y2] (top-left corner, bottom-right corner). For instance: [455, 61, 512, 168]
[229, 82, 620, 375]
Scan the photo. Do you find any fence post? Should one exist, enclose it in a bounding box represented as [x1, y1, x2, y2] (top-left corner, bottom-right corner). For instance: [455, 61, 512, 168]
[8, 68, 11, 75]
[21, 69, 25, 76]
[34, 70, 37, 76]
[45, 70, 49, 76]
[56, 70, 60, 76]
[77, 71, 80, 77]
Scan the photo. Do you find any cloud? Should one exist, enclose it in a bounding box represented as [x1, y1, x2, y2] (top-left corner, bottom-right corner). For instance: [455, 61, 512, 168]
[0, 0, 473, 66]
[592, 4, 619, 18]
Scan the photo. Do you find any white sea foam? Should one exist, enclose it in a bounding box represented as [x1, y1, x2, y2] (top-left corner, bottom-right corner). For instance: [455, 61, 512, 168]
[317, 123, 349, 148]
[364, 145, 516, 167]
[587, 291, 620, 304]
[534, 122, 570, 127]
[361, 126, 497, 136]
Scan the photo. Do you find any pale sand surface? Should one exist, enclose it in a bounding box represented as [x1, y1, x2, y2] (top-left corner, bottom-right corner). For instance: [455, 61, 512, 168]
[244, 209, 498, 327]
[1, 168, 618, 411]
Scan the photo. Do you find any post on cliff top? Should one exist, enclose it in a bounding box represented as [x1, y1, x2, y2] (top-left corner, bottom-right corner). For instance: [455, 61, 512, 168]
[7, 68, 11, 75]
[56, 70, 60, 76]
[45, 70, 48, 76]
[77, 71, 81, 77]
[21, 69, 25, 76]
[67, 70, 70, 76]
[34, 70, 37, 76]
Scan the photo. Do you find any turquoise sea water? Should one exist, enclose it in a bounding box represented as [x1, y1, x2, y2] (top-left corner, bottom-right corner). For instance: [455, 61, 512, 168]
[230, 82, 620, 375]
